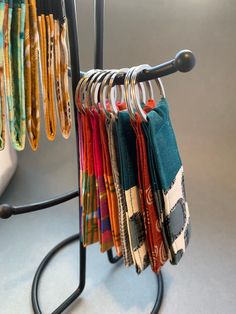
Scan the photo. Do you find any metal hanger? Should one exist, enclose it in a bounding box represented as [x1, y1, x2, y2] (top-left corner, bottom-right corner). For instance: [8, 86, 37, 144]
[100, 70, 119, 118]
[75, 70, 97, 113]
[130, 65, 166, 122]
[108, 68, 128, 117]
[91, 70, 110, 112]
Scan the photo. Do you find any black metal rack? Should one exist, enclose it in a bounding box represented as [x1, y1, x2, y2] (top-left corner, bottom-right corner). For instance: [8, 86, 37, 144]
[0, 0, 196, 313]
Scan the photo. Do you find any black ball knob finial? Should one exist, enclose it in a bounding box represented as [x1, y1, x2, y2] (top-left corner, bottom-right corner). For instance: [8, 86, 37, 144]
[0, 204, 13, 219]
[174, 50, 196, 72]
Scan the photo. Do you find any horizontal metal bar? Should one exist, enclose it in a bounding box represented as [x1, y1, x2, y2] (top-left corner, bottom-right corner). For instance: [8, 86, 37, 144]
[0, 190, 79, 219]
[76, 49, 195, 84]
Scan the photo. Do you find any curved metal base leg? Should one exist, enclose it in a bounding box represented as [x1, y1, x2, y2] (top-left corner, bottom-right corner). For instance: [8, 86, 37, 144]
[31, 234, 164, 314]
[31, 233, 86, 314]
[151, 271, 164, 314]
[107, 249, 123, 264]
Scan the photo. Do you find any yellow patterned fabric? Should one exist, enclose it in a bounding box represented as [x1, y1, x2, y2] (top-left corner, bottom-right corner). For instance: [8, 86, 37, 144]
[54, 19, 63, 134]
[38, 14, 48, 137]
[45, 14, 56, 141]
[59, 20, 72, 139]
[54, 18, 72, 139]
[38, 13, 56, 141]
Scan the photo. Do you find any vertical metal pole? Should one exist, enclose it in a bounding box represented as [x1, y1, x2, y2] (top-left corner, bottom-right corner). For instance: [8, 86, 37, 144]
[50, 1, 86, 313]
[65, 0, 86, 292]
[94, 0, 104, 69]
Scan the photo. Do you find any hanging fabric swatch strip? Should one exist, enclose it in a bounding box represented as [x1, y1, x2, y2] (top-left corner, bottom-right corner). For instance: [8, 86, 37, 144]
[0, 0, 72, 152]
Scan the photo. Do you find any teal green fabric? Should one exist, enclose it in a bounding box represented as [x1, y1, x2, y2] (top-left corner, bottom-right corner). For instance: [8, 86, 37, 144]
[116, 111, 149, 274]
[146, 98, 182, 192]
[116, 111, 138, 190]
[142, 97, 191, 265]
[10, 0, 26, 150]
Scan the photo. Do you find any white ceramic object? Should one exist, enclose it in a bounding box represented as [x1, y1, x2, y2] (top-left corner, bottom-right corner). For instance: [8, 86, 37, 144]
[0, 130, 17, 196]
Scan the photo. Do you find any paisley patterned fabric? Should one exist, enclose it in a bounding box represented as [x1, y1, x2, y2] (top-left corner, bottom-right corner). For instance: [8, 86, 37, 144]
[45, 13, 56, 140]
[59, 20, 72, 138]
[132, 114, 167, 273]
[54, 19, 63, 134]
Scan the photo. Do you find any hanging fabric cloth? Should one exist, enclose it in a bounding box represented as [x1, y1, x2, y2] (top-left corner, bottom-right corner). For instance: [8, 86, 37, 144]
[52, 0, 72, 139]
[90, 109, 114, 252]
[116, 110, 149, 274]
[3, 0, 13, 150]
[99, 110, 122, 256]
[142, 97, 191, 265]
[9, 0, 26, 150]
[37, 0, 56, 141]
[0, 0, 6, 150]
[76, 78, 100, 246]
[106, 114, 134, 266]
[45, 1, 56, 140]
[24, 0, 40, 150]
[131, 101, 168, 273]
[80, 110, 100, 246]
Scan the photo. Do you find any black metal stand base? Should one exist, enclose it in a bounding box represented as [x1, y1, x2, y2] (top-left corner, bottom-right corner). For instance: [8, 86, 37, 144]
[31, 234, 164, 314]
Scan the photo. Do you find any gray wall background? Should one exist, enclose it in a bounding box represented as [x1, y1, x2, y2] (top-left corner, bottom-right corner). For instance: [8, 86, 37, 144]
[0, 1, 235, 313]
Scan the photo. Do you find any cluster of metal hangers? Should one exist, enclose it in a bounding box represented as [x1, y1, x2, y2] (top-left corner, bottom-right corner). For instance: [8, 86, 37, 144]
[75, 66, 166, 122]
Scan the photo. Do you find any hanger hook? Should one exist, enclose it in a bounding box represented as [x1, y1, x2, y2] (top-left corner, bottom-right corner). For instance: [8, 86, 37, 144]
[91, 70, 110, 111]
[124, 67, 138, 120]
[107, 68, 128, 117]
[130, 64, 152, 122]
[100, 70, 120, 119]
[75, 70, 96, 113]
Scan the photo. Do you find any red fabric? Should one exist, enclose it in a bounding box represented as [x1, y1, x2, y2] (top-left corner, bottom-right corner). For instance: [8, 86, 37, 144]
[90, 110, 113, 252]
[132, 102, 167, 272]
[80, 111, 99, 245]
[99, 111, 122, 256]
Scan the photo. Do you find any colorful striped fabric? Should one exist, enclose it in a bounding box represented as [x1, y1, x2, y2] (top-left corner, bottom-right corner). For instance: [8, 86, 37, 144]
[77, 113, 84, 240]
[90, 110, 113, 252]
[81, 111, 99, 246]
[99, 111, 122, 257]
